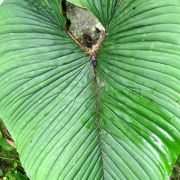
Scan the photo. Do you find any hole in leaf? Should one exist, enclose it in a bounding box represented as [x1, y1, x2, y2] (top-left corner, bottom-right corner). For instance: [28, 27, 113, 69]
[64, 2, 105, 49]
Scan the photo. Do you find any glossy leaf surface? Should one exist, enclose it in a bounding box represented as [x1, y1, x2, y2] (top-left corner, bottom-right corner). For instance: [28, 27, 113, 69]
[0, 0, 180, 179]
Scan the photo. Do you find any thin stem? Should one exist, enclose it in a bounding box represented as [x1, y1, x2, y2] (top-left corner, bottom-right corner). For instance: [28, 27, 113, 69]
[6, 138, 16, 148]
[66, 28, 107, 57]
[90, 29, 107, 56]
[66, 30, 89, 52]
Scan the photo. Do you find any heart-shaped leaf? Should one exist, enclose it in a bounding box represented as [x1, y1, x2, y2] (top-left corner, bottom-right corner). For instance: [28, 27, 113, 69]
[0, 0, 180, 179]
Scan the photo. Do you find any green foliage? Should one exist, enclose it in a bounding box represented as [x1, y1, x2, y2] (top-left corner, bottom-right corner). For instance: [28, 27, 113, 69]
[1, 162, 28, 180]
[170, 156, 180, 180]
[0, 168, 3, 176]
[0, 132, 15, 152]
[0, 0, 179, 179]
[0, 122, 28, 179]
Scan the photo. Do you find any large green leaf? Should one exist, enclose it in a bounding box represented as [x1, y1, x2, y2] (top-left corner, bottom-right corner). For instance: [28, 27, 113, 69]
[0, 0, 180, 179]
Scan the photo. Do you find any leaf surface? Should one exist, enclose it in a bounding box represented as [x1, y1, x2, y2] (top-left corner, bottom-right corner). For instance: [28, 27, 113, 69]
[67, 0, 86, 8]
[82, 0, 120, 27]
[0, 0, 180, 180]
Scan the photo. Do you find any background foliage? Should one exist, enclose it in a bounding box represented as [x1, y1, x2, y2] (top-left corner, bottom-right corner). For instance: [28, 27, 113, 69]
[0, 121, 29, 180]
